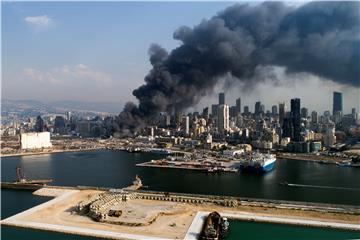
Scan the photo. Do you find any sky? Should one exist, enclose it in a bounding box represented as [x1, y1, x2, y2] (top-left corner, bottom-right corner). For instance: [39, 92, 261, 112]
[2, 1, 359, 114]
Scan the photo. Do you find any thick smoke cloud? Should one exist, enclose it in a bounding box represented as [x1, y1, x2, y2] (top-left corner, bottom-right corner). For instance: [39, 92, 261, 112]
[118, 1, 360, 135]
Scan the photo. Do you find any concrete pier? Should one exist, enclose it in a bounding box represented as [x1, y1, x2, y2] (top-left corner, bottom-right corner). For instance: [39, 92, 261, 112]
[2, 182, 359, 239]
[2, 182, 359, 215]
[1, 182, 47, 190]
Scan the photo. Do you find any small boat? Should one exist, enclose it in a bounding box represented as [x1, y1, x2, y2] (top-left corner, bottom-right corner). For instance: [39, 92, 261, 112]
[203, 167, 222, 174]
[126, 147, 141, 153]
[336, 160, 352, 167]
[205, 167, 215, 173]
[279, 181, 289, 186]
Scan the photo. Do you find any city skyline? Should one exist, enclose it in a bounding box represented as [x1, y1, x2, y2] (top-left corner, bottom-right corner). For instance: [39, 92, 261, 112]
[2, 2, 360, 239]
[3, 1, 359, 114]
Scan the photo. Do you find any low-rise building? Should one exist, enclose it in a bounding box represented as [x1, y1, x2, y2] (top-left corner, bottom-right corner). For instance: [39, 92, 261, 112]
[222, 149, 244, 157]
[20, 132, 52, 150]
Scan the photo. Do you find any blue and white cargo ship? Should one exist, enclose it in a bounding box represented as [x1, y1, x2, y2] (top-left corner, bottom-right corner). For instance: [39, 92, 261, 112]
[239, 152, 276, 173]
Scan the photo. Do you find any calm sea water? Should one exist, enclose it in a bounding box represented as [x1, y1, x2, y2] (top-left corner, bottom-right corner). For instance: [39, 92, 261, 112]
[1, 189, 99, 240]
[227, 220, 360, 240]
[1, 189, 52, 219]
[1, 150, 359, 205]
[1, 150, 360, 239]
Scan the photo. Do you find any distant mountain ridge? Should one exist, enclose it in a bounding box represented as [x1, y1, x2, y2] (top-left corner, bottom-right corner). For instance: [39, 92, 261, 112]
[2, 99, 123, 114]
[50, 100, 123, 113]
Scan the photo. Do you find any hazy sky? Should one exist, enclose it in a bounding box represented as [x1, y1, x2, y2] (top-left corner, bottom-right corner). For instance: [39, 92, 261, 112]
[2, 2, 359, 114]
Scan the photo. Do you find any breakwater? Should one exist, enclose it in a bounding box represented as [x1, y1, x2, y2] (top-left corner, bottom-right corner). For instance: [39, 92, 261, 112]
[2, 182, 359, 216]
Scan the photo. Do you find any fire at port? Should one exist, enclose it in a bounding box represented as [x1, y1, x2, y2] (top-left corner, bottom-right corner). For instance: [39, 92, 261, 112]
[116, 1, 359, 136]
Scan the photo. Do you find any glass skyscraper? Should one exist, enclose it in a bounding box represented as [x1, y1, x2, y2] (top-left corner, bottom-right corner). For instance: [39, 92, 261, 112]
[291, 98, 301, 142]
[333, 91, 343, 115]
[219, 92, 225, 105]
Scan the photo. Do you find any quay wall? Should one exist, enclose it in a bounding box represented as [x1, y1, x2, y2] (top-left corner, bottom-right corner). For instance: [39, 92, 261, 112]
[2, 182, 359, 215]
[130, 189, 360, 215]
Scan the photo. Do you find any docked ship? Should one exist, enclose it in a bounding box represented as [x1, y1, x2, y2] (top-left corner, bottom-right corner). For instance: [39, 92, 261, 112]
[150, 148, 171, 155]
[239, 152, 276, 173]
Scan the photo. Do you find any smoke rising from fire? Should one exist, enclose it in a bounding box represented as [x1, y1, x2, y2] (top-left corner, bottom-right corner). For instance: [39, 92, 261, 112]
[118, 1, 360, 135]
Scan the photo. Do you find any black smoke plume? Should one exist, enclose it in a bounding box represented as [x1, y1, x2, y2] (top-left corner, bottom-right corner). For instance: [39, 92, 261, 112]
[117, 1, 360, 135]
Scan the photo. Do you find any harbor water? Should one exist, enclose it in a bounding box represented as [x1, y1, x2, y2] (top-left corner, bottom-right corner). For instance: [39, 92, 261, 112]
[227, 220, 360, 240]
[1, 150, 359, 205]
[1, 150, 360, 239]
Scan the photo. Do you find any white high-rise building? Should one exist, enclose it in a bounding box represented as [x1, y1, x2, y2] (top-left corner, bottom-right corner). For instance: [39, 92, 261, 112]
[206, 133, 213, 144]
[218, 104, 229, 134]
[324, 125, 336, 147]
[182, 116, 189, 135]
[356, 113, 360, 125]
[66, 111, 72, 121]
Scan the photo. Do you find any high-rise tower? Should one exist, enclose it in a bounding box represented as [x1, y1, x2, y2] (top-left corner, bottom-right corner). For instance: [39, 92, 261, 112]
[218, 104, 229, 134]
[255, 101, 261, 115]
[236, 98, 241, 115]
[291, 98, 301, 142]
[219, 92, 225, 105]
[279, 102, 286, 126]
[333, 91, 343, 115]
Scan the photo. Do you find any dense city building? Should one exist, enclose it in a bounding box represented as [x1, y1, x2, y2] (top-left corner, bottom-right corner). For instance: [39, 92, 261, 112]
[211, 104, 218, 117]
[236, 98, 241, 115]
[311, 111, 318, 124]
[244, 106, 250, 115]
[1, 91, 359, 155]
[35, 116, 45, 132]
[301, 107, 308, 118]
[219, 93, 225, 105]
[255, 101, 261, 115]
[279, 102, 286, 126]
[182, 116, 190, 135]
[218, 104, 229, 134]
[272, 105, 278, 115]
[333, 91, 343, 115]
[291, 98, 301, 142]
